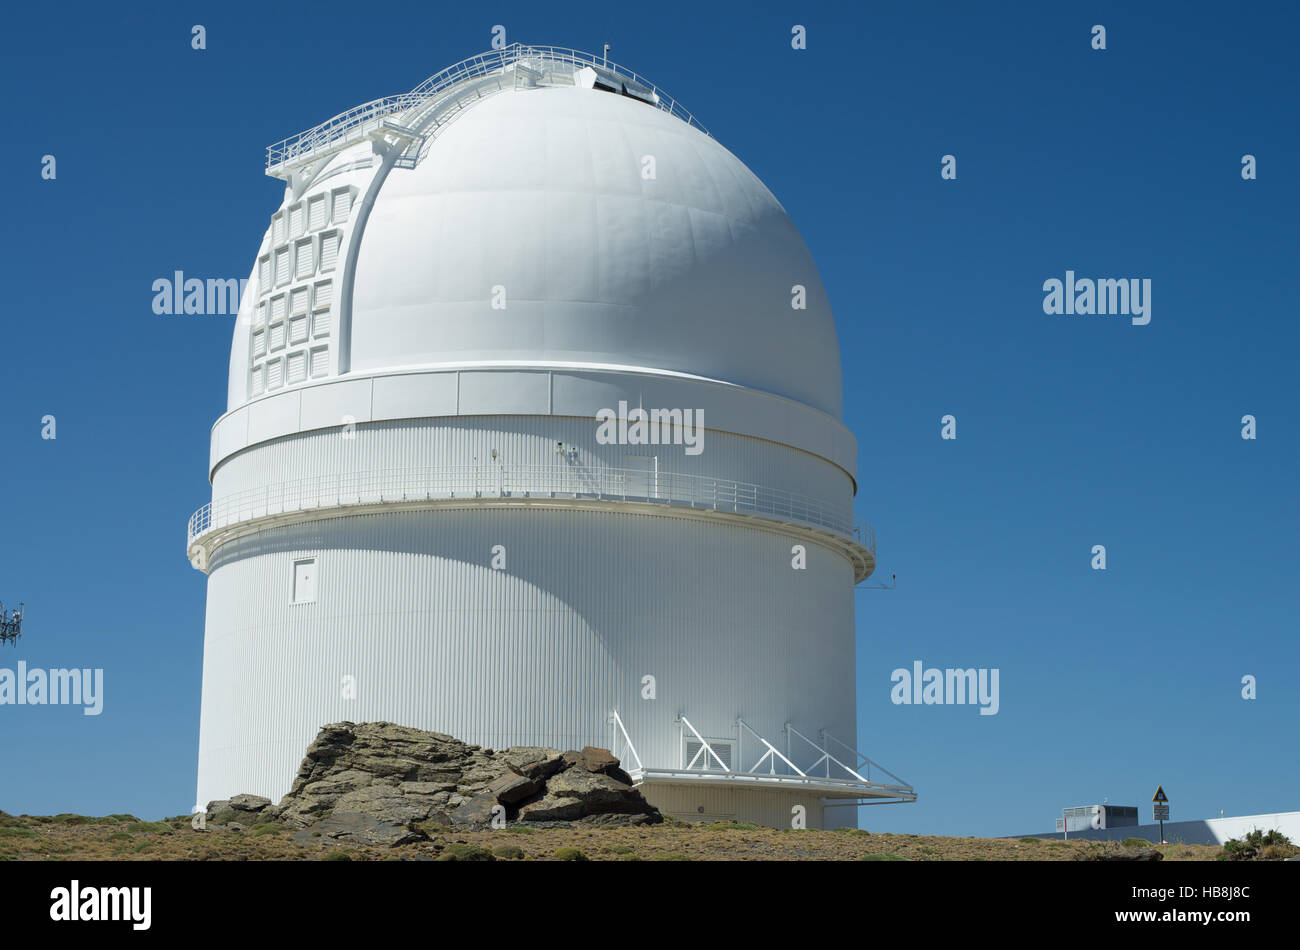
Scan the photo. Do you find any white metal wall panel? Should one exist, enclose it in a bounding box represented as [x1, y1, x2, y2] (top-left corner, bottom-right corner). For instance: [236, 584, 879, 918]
[196, 507, 856, 813]
[216, 367, 859, 484]
[212, 416, 853, 512]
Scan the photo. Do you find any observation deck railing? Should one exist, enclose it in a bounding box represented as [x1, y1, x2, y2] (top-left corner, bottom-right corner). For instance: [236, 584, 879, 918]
[266, 43, 708, 177]
[186, 463, 874, 555]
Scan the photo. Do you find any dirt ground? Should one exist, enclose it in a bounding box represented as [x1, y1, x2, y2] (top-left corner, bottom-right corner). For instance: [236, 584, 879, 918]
[0, 811, 1232, 861]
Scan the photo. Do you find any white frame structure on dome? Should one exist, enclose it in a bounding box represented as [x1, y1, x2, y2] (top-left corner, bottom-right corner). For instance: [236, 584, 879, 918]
[265, 44, 709, 181]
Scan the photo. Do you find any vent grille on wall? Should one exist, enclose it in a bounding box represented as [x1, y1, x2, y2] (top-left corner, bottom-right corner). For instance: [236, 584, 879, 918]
[308, 194, 327, 230]
[246, 185, 354, 399]
[295, 238, 314, 279]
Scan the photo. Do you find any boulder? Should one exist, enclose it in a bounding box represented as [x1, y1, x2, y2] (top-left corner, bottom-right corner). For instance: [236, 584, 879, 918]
[228, 794, 272, 813]
[449, 793, 503, 827]
[563, 747, 620, 774]
[489, 773, 540, 806]
[501, 747, 566, 781]
[519, 764, 659, 824]
[214, 721, 660, 843]
[519, 797, 588, 822]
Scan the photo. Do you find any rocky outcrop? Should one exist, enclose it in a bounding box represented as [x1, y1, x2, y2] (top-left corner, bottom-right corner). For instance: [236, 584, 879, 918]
[204, 722, 660, 846]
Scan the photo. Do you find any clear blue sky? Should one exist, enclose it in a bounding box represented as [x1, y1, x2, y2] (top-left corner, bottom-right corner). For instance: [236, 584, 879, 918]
[1, 0, 1296, 835]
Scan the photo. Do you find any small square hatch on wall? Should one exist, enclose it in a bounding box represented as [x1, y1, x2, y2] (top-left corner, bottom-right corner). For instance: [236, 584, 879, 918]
[292, 557, 317, 604]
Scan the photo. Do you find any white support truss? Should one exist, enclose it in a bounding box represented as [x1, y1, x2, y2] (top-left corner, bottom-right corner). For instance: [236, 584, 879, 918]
[737, 718, 805, 776]
[607, 710, 917, 805]
[608, 709, 644, 778]
[678, 716, 731, 771]
[786, 724, 867, 782]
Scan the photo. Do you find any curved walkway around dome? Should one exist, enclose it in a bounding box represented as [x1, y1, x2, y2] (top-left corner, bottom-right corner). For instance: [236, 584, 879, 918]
[186, 463, 875, 580]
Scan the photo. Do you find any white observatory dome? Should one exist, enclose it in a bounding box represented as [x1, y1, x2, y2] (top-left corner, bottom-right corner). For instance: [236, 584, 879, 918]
[346, 87, 843, 418]
[193, 46, 909, 830]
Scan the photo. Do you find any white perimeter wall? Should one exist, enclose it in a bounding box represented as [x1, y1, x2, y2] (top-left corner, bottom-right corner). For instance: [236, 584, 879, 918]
[196, 506, 857, 812]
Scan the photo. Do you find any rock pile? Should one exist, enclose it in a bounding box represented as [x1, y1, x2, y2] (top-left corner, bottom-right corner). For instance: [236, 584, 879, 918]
[203, 722, 660, 846]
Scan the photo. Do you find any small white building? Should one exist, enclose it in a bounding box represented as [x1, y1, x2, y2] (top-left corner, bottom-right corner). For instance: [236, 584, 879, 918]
[1021, 811, 1300, 847]
[188, 44, 913, 827]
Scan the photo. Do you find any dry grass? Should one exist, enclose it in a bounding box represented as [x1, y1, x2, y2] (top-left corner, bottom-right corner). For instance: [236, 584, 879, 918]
[0, 811, 1229, 862]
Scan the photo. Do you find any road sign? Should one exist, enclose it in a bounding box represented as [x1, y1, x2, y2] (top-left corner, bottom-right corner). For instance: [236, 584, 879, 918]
[1152, 785, 1168, 803]
[1153, 803, 1170, 820]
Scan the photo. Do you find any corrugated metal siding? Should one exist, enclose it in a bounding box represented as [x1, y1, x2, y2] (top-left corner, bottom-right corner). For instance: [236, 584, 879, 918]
[196, 506, 856, 812]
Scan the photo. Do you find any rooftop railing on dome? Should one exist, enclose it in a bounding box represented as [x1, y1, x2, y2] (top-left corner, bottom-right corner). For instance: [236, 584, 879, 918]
[186, 463, 872, 554]
[265, 44, 708, 175]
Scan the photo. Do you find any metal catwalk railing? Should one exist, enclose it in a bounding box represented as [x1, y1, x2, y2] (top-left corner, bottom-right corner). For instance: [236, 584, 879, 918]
[186, 463, 873, 552]
[607, 711, 916, 803]
[266, 43, 708, 176]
